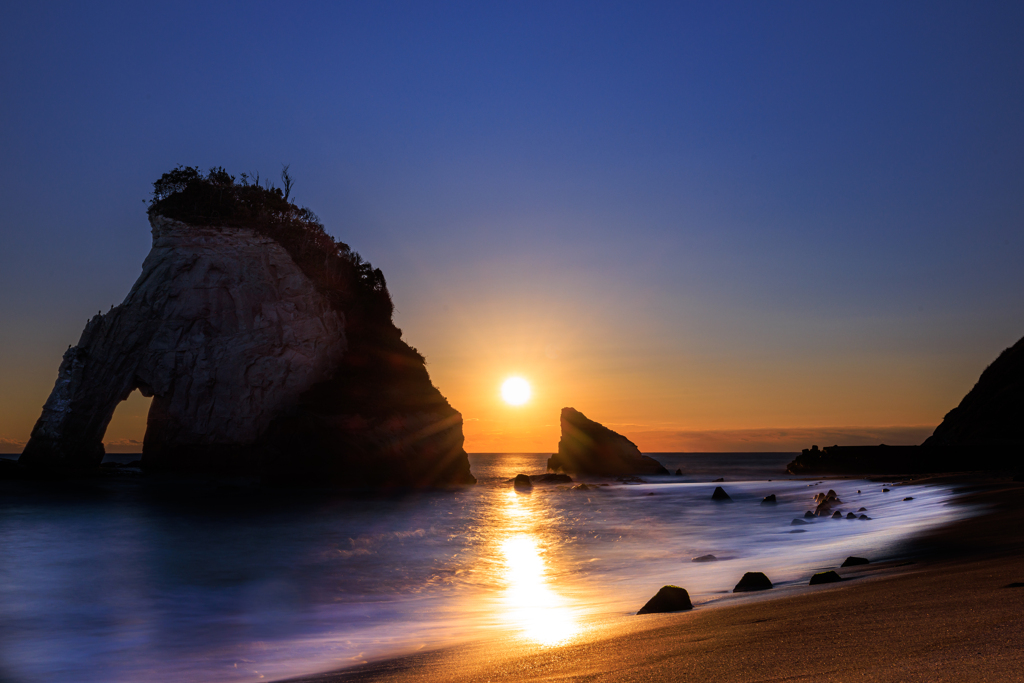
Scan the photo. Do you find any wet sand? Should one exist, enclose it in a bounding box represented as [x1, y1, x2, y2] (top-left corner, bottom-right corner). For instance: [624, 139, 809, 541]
[284, 475, 1024, 682]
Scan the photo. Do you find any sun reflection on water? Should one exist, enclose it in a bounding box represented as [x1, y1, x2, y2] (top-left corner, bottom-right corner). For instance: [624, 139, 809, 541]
[496, 489, 580, 646]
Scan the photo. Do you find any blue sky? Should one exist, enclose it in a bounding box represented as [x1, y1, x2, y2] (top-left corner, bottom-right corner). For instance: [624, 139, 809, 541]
[2, 1, 1022, 451]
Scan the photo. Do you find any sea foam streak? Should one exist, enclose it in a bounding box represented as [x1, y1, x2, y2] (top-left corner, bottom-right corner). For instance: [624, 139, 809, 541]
[0, 453, 975, 682]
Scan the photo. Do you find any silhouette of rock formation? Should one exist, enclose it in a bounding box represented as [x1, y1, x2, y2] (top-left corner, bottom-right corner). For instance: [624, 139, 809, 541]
[787, 334, 1024, 474]
[547, 407, 668, 476]
[20, 214, 474, 488]
[923, 335, 1024, 450]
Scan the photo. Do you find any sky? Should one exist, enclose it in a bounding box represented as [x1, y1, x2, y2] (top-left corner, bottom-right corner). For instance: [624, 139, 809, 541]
[1, 1, 1023, 453]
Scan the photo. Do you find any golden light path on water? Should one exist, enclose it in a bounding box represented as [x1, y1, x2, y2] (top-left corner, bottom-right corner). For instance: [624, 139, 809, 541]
[495, 488, 581, 646]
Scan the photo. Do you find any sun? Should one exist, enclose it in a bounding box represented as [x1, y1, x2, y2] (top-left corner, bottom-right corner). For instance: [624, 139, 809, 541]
[501, 377, 532, 406]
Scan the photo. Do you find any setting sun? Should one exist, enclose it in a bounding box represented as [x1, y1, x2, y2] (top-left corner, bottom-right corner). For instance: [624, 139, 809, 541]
[501, 377, 532, 406]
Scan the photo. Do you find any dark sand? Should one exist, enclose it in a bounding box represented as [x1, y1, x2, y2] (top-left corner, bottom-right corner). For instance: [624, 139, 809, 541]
[285, 475, 1024, 682]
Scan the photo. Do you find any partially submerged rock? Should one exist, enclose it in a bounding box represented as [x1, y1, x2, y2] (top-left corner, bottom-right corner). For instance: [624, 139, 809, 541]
[547, 408, 668, 476]
[637, 585, 692, 614]
[809, 570, 842, 585]
[711, 486, 731, 501]
[691, 554, 718, 562]
[530, 473, 572, 484]
[733, 572, 773, 592]
[791, 518, 810, 525]
[761, 494, 777, 504]
[513, 474, 533, 491]
[841, 556, 870, 567]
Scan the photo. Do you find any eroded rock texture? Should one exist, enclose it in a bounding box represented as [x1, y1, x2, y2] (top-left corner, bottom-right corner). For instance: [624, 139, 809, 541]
[547, 407, 668, 476]
[21, 216, 474, 487]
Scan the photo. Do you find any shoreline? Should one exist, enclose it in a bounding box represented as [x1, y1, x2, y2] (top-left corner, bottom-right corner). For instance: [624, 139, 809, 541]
[281, 472, 1024, 682]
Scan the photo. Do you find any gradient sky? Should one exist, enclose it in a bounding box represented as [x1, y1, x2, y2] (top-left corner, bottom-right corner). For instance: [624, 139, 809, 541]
[2, 1, 1023, 453]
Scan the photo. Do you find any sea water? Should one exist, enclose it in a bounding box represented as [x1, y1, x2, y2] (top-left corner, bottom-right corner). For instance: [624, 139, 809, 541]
[0, 453, 976, 682]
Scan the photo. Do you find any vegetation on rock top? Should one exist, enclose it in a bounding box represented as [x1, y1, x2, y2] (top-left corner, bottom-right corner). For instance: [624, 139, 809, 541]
[149, 165, 401, 354]
[149, 166, 452, 424]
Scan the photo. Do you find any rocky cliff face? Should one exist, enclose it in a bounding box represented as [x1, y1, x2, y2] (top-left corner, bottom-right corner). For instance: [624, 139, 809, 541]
[547, 407, 668, 476]
[21, 215, 474, 487]
[786, 333, 1024, 475]
[923, 334, 1024, 450]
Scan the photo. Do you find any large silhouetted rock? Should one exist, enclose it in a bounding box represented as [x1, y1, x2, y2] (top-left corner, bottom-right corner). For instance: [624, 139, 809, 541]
[547, 408, 668, 477]
[924, 335, 1024, 450]
[20, 205, 474, 489]
[787, 334, 1024, 475]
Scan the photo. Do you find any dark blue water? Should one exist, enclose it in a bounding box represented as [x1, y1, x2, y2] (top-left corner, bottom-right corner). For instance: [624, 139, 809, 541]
[0, 454, 973, 682]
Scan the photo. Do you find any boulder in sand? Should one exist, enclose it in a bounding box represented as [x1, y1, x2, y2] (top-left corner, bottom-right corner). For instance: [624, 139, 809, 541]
[733, 572, 773, 592]
[637, 585, 693, 614]
[809, 570, 842, 585]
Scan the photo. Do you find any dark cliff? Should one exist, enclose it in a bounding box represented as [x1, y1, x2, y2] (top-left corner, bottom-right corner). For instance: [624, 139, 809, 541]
[787, 333, 1024, 475]
[19, 167, 475, 488]
[923, 335, 1024, 450]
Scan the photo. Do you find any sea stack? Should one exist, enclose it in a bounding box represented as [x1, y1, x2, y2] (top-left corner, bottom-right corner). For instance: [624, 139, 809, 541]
[19, 166, 475, 488]
[547, 407, 668, 476]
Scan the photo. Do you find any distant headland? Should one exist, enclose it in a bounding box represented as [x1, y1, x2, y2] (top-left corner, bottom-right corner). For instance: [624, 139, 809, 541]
[787, 334, 1024, 475]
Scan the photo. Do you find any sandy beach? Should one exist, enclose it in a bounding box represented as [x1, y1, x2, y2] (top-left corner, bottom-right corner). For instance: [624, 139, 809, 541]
[285, 474, 1024, 682]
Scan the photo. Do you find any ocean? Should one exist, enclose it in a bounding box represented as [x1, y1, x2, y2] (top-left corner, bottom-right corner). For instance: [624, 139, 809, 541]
[0, 453, 975, 682]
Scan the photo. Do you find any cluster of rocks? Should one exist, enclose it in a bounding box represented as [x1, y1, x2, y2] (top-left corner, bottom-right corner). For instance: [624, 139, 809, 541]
[802, 488, 871, 520]
[636, 556, 873, 614]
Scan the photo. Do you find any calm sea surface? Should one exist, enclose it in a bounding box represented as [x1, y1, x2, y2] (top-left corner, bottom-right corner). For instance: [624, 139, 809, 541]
[0, 453, 976, 682]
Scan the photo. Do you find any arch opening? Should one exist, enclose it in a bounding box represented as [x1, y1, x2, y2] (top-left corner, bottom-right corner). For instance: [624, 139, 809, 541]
[102, 389, 152, 463]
